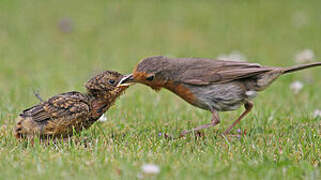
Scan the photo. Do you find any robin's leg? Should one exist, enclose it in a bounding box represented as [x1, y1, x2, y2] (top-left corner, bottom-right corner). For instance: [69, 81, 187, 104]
[223, 101, 253, 135]
[180, 110, 220, 137]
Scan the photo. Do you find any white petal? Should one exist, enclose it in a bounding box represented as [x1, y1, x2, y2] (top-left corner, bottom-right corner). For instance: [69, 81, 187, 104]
[290, 81, 304, 94]
[217, 54, 230, 61]
[217, 51, 247, 62]
[141, 164, 160, 174]
[313, 109, 321, 118]
[229, 51, 247, 62]
[294, 49, 315, 64]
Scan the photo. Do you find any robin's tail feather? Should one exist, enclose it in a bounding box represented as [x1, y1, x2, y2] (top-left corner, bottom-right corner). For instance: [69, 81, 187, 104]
[283, 62, 321, 74]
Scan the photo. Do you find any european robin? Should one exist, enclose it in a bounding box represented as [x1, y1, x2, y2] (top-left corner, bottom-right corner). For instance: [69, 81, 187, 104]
[14, 70, 131, 140]
[118, 56, 321, 136]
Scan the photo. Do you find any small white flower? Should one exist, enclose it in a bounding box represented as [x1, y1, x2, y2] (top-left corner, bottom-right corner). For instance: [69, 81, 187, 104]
[141, 164, 160, 174]
[217, 51, 247, 62]
[290, 81, 304, 94]
[295, 49, 315, 63]
[313, 109, 321, 118]
[216, 54, 229, 60]
[229, 51, 247, 62]
[98, 114, 107, 122]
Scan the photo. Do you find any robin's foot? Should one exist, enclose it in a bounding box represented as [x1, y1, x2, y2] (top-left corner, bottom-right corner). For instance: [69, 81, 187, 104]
[163, 133, 175, 140]
[179, 129, 204, 138]
[161, 131, 205, 140]
[222, 128, 247, 137]
[223, 102, 253, 135]
[179, 121, 219, 138]
[179, 110, 220, 138]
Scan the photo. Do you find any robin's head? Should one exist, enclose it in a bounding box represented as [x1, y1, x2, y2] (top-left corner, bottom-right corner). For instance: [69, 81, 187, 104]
[86, 70, 130, 97]
[118, 56, 172, 91]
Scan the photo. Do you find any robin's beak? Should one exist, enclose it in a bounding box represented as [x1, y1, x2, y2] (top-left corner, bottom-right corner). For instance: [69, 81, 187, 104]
[117, 74, 134, 87]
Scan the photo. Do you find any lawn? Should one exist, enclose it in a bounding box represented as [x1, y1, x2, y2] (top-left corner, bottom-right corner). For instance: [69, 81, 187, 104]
[0, 0, 320, 179]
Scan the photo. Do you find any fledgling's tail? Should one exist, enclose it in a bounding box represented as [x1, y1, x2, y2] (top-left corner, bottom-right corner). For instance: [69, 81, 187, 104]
[14, 117, 24, 139]
[283, 62, 321, 74]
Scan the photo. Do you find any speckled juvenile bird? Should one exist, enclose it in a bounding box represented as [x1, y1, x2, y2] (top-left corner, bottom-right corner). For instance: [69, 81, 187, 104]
[14, 71, 130, 139]
[118, 56, 321, 136]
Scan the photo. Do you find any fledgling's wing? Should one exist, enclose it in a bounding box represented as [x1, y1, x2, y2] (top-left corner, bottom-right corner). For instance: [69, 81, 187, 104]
[172, 58, 274, 85]
[20, 91, 90, 123]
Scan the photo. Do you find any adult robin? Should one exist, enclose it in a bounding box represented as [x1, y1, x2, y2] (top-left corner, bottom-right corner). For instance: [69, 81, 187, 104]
[14, 70, 131, 140]
[118, 56, 321, 136]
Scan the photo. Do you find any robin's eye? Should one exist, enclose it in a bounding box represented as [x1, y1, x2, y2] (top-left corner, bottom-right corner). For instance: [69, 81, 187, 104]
[146, 75, 155, 81]
[108, 79, 115, 85]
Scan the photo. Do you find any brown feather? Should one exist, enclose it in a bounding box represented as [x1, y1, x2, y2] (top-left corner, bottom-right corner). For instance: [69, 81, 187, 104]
[15, 71, 130, 140]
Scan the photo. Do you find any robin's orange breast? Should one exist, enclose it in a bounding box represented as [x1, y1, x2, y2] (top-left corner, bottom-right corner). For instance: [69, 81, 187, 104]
[164, 81, 198, 106]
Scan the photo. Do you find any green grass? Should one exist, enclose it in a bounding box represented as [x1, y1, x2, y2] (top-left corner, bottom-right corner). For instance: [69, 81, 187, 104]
[0, 0, 321, 179]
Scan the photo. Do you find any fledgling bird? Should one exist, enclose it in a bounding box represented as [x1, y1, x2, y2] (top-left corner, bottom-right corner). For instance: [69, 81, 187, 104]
[118, 56, 321, 136]
[14, 71, 130, 140]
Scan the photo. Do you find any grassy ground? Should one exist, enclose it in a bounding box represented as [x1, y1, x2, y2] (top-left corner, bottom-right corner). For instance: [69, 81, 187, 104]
[0, 0, 321, 179]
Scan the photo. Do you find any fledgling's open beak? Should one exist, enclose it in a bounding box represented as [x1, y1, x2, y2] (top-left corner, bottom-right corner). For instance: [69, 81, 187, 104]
[117, 74, 134, 87]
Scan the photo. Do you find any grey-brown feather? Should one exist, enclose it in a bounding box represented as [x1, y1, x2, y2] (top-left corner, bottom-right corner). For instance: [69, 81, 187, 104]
[185, 81, 255, 111]
[137, 56, 321, 112]
[138, 56, 275, 85]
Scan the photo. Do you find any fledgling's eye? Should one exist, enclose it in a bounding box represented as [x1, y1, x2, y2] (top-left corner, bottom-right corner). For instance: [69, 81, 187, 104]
[146, 75, 155, 81]
[108, 79, 115, 85]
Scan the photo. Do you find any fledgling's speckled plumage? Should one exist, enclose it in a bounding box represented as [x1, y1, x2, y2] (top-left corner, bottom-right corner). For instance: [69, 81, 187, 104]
[14, 71, 129, 139]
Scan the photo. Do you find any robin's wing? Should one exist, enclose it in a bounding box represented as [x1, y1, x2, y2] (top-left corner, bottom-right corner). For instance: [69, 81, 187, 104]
[20, 91, 90, 122]
[175, 58, 274, 85]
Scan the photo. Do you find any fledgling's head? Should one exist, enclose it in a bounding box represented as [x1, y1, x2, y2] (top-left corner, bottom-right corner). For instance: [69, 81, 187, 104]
[118, 56, 172, 91]
[85, 70, 130, 97]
